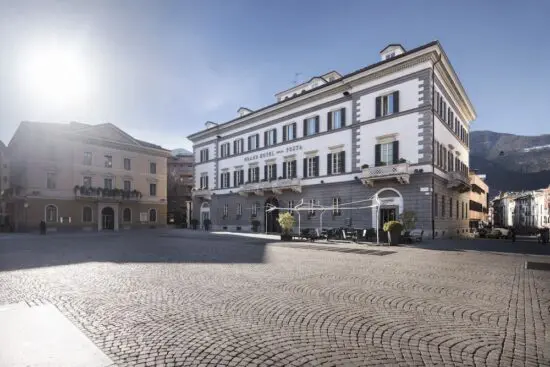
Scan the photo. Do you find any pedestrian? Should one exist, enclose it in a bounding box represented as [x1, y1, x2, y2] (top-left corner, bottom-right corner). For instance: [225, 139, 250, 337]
[39, 220, 46, 235]
[511, 227, 516, 242]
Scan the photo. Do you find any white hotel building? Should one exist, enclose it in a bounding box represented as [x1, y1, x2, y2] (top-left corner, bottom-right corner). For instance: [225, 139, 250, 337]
[188, 41, 476, 238]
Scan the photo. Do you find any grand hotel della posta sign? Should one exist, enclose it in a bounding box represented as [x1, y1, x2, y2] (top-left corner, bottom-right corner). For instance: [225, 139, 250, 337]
[244, 144, 303, 162]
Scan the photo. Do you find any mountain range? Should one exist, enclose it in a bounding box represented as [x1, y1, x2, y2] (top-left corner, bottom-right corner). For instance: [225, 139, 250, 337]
[469, 131, 550, 196]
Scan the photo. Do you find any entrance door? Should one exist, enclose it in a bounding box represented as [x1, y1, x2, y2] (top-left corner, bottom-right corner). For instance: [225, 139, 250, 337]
[101, 207, 115, 230]
[265, 197, 280, 233]
[379, 207, 397, 228]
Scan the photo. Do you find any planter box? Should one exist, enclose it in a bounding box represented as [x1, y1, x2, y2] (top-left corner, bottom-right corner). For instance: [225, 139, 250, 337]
[387, 230, 401, 245]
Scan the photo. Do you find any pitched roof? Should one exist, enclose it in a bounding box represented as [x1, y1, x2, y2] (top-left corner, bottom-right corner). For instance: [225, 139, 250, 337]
[380, 44, 405, 53]
[188, 41, 439, 140]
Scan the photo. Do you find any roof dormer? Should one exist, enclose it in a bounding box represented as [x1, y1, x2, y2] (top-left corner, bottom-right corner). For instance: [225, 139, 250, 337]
[380, 44, 406, 61]
[238, 107, 253, 117]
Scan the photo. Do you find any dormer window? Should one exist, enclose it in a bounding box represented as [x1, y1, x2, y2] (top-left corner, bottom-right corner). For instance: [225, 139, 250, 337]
[385, 52, 395, 60]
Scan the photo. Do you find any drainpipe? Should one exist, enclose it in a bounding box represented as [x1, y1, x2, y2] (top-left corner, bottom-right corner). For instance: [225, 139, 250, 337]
[431, 52, 442, 240]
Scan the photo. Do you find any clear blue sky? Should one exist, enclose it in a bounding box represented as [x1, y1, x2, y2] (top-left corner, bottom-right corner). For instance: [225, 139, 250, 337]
[0, 0, 548, 150]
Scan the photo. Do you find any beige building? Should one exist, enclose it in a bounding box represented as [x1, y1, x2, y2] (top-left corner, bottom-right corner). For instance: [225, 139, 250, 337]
[4, 121, 170, 232]
[468, 171, 489, 228]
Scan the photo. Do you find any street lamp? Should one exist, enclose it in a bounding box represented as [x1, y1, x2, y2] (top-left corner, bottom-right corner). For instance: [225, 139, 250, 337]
[23, 202, 29, 232]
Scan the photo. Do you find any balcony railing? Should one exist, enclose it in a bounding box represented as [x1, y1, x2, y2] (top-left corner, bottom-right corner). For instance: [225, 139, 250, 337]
[239, 178, 302, 196]
[192, 188, 212, 200]
[75, 187, 142, 201]
[361, 163, 410, 187]
[447, 171, 471, 192]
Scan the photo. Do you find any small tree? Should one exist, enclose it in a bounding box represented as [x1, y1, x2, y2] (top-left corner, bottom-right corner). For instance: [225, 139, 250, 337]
[400, 211, 416, 231]
[277, 212, 295, 234]
[383, 220, 403, 233]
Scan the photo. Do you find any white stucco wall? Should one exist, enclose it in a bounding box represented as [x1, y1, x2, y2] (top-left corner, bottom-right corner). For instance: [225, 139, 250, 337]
[358, 78, 421, 122]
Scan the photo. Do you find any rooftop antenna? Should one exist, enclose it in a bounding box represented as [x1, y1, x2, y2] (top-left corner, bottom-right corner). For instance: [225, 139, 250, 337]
[293, 72, 302, 86]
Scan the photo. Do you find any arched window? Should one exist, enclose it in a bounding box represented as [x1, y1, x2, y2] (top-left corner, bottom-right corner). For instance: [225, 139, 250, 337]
[149, 209, 157, 223]
[82, 206, 92, 223]
[123, 208, 131, 222]
[45, 205, 58, 223]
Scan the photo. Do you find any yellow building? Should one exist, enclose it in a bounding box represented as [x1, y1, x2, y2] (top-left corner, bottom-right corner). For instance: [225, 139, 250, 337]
[4, 121, 170, 232]
[468, 171, 489, 228]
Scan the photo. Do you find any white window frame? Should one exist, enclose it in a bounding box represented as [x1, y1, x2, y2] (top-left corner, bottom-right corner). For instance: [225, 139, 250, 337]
[307, 157, 317, 177]
[104, 178, 113, 189]
[332, 153, 341, 174]
[286, 161, 293, 178]
[83, 152, 92, 166]
[223, 204, 229, 218]
[268, 164, 276, 180]
[381, 93, 395, 116]
[308, 199, 317, 216]
[332, 109, 342, 129]
[200, 149, 209, 162]
[46, 172, 56, 189]
[380, 142, 393, 165]
[249, 135, 258, 150]
[104, 155, 112, 168]
[236, 203, 243, 216]
[252, 202, 260, 217]
[250, 167, 258, 182]
[235, 139, 243, 154]
[221, 143, 230, 157]
[332, 197, 341, 216]
[284, 124, 295, 141]
[306, 117, 316, 136]
[221, 172, 230, 188]
[124, 180, 132, 191]
[266, 129, 276, 146]
[149, 183, 157, 196]
[200, 173, 208, 189]
[288, 200, 295, 212]
[124, 158, 131, 171]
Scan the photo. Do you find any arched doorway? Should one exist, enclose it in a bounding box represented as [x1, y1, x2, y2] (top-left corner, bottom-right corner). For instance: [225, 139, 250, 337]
[101, 207, 115, 230]
[372, 188, 404, 229]
[265, 197, 280, 233]
[200, 202, 210, 229]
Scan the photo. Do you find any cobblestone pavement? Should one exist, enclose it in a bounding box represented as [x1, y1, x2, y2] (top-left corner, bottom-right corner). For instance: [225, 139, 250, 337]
[0, 230, 549, 367]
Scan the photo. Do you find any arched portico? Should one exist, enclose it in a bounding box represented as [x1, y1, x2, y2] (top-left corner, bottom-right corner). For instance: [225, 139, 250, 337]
[372, 188, 404, 228]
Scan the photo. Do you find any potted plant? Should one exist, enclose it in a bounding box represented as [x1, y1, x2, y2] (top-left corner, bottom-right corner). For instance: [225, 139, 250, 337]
[251, 219, 261, 232]
[277, 212, 295, 241]
[383, 220, 403, 245]
[190, 218, 199, 230]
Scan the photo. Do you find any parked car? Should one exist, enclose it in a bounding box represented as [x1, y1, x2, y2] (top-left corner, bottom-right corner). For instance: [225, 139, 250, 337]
[487, 228, 509, 239]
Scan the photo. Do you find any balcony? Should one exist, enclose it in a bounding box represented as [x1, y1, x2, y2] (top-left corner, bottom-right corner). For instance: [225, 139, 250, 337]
[361, 163, 410, 187]
[192, 188, 212, 200]
[239, 178, 302, 196]
[75, 186, 142, 201]
[447, 171, 471, 192]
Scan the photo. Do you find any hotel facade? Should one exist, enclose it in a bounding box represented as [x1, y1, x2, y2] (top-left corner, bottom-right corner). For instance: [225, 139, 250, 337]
[188, 42, 476, 238]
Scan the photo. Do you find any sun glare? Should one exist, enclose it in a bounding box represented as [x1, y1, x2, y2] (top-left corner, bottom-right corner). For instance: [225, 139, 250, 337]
[18, 41, 90, 106]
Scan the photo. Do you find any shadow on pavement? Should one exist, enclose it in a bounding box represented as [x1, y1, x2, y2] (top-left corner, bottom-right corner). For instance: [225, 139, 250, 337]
[406, 237, 550, 256]
[0, 230, 271, 272]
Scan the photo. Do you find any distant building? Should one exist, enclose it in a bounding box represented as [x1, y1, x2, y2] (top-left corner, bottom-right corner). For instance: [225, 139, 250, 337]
[0, 141, 10, 230]
[468, 171, 488, 228]
[491, 187, 550, 230]
[167, 150, 194, 226]
[534, 187, 550, 229]
[4, 121, 170, 232]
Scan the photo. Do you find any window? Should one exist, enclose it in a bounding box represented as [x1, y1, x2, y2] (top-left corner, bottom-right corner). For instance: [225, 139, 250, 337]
[221, 142, 230, 157]
[332, 197, 342, 216]
[149, 209, 157, 223]
[265, 129, 277, 146]
[328, 151, 345, 175]
[252, 202, 260, 217]
[200, 173, 209, 189]
[248, 134, 259, 151]
[304, 116, 319, 136]
[233, 169, 244, 186]
[283, 160, 297, 179]
[104, 178, 113, 189]
[83, 152, 92, 166]
[329, 108, 345, 130]
[124, 180, 131, 191]
[223, 204, 229, 218]
[220, 172, 230, 188]
[236, 203, 243, 216]
[83, 176, 92, 188]
[266, 163, 277, 181]
[45, 205, 58, 223]
[283, 123, 297, 142]
[448, 152, 454, 172]
[200, 149, 209, 162]
[457, 201, 460, 220]
[149, 183, 157, 196]
[234, 139, 244, 155]
[385, 52, 395, 59]
[150, 162, 157, 174]
[376, 91, 399, 117]
[124, 158, 131, 171]
[104, 155, 112, 168]
[434, 194, 438, 217]
[47, 172, 56, 189]
[288, 200, 295, 212]
[83, 207, 92, 223]
[304, 156, 319, 178]
[449, 197, 453, 218]
[378, 142, 394, 166]
[123, 208, 131, 222]
[248, 166, 260, 183]
[441, 195, 446, 218]
[465, 203, 468, 218]
[308, 199, 317, 216]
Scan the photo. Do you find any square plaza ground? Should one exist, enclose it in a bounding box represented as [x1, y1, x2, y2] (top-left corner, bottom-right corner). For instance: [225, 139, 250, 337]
[0, 230, 549, 366]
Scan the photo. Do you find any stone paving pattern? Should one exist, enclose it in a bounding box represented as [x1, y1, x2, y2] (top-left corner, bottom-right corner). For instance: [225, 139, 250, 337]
[0, 231, 549, 366]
